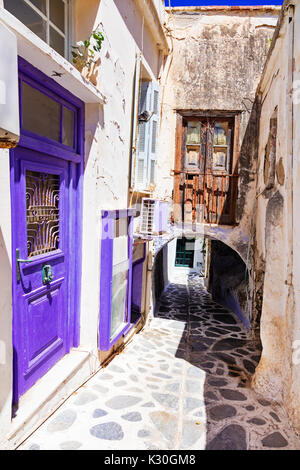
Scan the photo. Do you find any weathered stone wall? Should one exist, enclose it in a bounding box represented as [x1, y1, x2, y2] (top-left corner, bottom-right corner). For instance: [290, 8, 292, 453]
[156, 7, 280, 209]
[208, 239, 249, 328]
[250, 0, 300, 433]
[154, 6, 280, 324]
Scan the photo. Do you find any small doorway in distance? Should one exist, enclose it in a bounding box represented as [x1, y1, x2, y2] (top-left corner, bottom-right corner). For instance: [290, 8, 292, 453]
[175, 237, 195, 268]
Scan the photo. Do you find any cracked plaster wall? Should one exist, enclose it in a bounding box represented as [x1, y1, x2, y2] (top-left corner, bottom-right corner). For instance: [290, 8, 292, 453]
[73, 0, 161, 348]
[153, 8, 279, 322]
[156, 9, 279, 248]
[251, 2, 300, 433]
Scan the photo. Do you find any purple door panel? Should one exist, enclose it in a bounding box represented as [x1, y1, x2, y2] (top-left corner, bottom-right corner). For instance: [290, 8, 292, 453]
[11, 148, 69, 399]
[11, 58, 84, 403]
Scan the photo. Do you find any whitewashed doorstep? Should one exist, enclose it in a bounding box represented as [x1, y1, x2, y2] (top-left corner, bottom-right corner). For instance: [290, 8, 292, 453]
[0, 8, 106, 104]
[8, 349, 93, 446]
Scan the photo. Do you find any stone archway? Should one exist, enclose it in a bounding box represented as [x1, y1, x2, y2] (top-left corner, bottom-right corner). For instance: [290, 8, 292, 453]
[151, 228, 251, 329]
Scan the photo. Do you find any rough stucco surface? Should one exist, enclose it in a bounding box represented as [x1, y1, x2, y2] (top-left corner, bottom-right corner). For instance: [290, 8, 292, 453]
[251, 2, 300, 434]
[157, 9, 279, 202]
[208, 240, 249, 328]
[155, 9, 279, 323]
[156, 11, 279, 258]
[166, 13, 275, 112]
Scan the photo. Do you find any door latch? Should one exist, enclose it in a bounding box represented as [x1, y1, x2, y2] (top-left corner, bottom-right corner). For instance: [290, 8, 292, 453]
[16, 248, 35, 282]
[42, 265, 54, 284]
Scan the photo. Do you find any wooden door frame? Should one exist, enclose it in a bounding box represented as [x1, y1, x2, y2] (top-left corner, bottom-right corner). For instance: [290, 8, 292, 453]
[173, 110, 240, 225]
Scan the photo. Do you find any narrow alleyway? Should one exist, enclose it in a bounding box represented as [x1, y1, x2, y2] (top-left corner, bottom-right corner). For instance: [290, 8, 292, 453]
[19, 274, 300, 451]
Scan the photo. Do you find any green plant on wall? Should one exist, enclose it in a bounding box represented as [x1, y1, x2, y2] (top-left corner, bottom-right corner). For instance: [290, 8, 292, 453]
[72, 28, 104, 72]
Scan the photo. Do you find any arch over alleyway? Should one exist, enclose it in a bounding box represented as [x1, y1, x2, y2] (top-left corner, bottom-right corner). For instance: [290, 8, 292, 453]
[152, 232, 251, 330]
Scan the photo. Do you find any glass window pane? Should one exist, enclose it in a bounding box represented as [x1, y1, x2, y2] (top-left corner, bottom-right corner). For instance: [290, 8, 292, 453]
[186, 148, 200, 168]
[22, 81, 61, 142]
[26, 171, 60, 257]
[114, 218, 128, 238]
[4, 0, 46, 42]
[30, 0, 47, 14]
[50, 26, 65, 56]
[132, 243, 145, 263]
[62, 107, 74, 148]
[213, 148, 227, 170]
[50, 0, 65, 32]
[110, 261, 129, 339]
[214, 122, 228, 146]
[187, 121, 201, 145]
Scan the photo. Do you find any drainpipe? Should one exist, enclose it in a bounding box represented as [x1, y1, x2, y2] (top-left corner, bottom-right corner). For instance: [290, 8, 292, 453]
[287, 3, 295, 289]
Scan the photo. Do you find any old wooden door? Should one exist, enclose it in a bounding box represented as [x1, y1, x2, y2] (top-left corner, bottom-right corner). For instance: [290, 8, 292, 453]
[174, 116, 237, 225]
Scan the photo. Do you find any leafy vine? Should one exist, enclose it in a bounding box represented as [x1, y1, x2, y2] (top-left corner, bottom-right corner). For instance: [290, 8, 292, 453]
[72, 29, 104, 72]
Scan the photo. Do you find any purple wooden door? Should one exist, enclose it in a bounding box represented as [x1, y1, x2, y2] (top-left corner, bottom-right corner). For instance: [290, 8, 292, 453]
[11, 58, 84, 403]
[12, 146, 70, 400]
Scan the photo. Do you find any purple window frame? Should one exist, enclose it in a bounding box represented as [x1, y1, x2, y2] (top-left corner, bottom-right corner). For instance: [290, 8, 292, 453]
[17, 57, 83, 164]
[99, 209, 135, 351]
[131, 242, 146, 325]
[12, 57, 85, 349]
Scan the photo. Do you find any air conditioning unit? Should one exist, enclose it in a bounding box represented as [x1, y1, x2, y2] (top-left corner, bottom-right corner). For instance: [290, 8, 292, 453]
[140, 198, 169, 236]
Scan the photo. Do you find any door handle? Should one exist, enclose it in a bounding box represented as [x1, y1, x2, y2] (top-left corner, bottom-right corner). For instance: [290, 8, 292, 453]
[16, 248, 35, 282]
[42, 265, 54, 284]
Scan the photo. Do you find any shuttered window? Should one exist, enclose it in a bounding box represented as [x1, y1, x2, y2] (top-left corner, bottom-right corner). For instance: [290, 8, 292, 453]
[134, 80, 160, 190]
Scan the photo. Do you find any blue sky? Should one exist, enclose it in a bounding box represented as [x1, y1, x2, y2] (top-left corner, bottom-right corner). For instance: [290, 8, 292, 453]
[165, 1, 283, 6]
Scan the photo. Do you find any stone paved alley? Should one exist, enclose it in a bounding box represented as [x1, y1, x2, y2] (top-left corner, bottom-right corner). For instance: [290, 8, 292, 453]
[18, 274, 300, 450]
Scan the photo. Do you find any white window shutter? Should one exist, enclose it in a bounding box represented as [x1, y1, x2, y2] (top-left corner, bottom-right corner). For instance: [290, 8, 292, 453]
[130, 54, 141, 188]
[147, 81, 160, 187]
[136, 81, 151, 189]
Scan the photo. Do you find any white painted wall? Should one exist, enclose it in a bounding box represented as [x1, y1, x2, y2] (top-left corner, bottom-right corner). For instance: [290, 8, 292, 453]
[252, 1, 300, 433]
[0, 150, 13, 440]
[75, 0, 161, 350]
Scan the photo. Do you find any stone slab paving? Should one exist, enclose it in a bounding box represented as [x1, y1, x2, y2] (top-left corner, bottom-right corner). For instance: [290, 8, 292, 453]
[18, 273, 300, 450]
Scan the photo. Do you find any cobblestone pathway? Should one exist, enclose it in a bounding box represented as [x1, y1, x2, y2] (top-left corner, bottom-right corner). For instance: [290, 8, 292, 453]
[19, 274, 300, 450]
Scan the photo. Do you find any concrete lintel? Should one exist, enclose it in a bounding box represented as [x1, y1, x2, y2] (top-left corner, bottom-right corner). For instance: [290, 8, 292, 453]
[165, 5, 282, 14]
